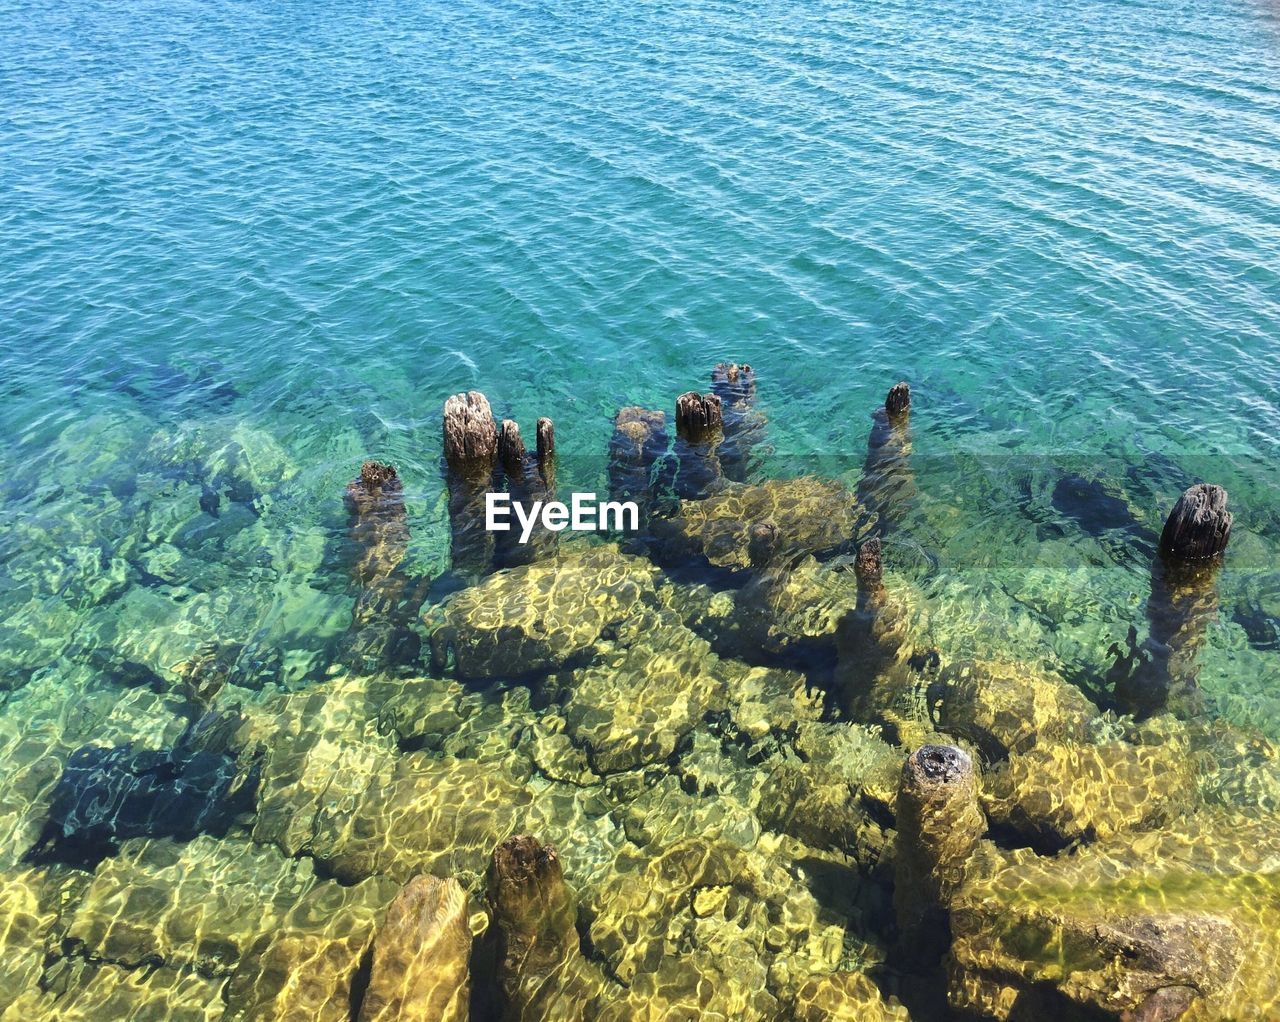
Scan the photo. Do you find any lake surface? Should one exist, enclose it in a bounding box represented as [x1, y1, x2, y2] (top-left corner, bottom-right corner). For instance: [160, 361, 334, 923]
[2, 0, 1280, 1018]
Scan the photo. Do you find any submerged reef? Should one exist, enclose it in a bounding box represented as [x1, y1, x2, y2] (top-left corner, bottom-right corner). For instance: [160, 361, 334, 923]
[0, 369, 1276, 1021]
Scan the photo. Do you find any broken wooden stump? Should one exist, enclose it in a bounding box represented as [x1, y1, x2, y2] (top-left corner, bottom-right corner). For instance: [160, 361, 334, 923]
[495, 417, 558, 567]
[443, 391, 499, 576]
[711, 362, 766, 482]
[487, 835, 589, 1021]
[1116, 484, 1232, 720]
[857, 382, 916, 535]
[358, 875, 472, 1022]
[536, 416, 556, 489]
[670, 390, 724, 499]
[894, 744, 985, 967]
[835, 537, 908, 722]
[607, 406, 668, 535]
[343, 461, 427, 671]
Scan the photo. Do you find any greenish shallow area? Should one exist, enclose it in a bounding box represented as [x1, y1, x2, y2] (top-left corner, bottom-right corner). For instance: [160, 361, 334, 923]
[2, 0, 1280, 1019]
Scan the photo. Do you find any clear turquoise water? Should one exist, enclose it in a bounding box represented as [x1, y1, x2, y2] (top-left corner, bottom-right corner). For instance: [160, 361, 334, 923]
[2, 0, 1280, 720]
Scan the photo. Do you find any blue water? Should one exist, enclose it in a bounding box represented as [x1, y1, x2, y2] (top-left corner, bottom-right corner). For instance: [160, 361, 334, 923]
[3, 0, 1280, 720]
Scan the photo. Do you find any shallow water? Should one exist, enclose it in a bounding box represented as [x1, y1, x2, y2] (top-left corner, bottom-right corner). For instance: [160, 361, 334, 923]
[2, 0, 1280, 1019]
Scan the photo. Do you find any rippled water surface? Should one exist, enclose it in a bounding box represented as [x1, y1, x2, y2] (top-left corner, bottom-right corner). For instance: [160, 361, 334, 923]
[2, 0, 1280, 1019]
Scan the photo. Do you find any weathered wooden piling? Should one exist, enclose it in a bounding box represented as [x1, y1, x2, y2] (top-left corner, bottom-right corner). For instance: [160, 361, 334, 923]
[495, 418, 558, 567]
[857, 382, 916, 535]
[607, 406, 668, 533]
[487, 835, 582, 1020]
[835, 537, 905, 721]
[343, 461, 427, 670]
[443, 391, 499, 576]
[671, 390, 724, 499]
[894, 744, 985, 965]
[711, 362, 766, 482]
[536, 416, 556, 488]
[1116, 484, 1232, 719]
[358, 875, 472, 1022]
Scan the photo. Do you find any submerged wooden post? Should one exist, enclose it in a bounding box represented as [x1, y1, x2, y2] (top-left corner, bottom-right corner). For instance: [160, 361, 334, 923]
[536, 417, 556, 489]
[495, 418, 558, 567]
[894, 744, 984, 966]
[443, 391, 499, 576]
[487, 835, 581, 1020]
[607, 406, 668, 536]
[343, 461, 427, 671]
[671, 390, 724, 499]
[358, 875, 472, 1022]
[711, 362, 766, 482]
[835, 537, 902, 720]
[857, 381, 915, 535]
[1116, 484, 1232, 719]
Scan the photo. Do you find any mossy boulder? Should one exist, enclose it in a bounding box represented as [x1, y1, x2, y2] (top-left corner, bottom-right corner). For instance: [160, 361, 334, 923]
[429, 544, 662, 679]
[652, 477, 859, 571]
[949, 811, 1280, 1020]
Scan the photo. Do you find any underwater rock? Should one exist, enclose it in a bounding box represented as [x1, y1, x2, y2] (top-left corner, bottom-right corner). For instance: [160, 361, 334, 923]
[932, 658, 1100, 760]
[3, 958, 227, 1021]
[789, 970, 911, 1022]
[0, 867, 85, 1013]
[225, 873, 398, 1022]
[358, 874, 472, 1022]
[29, 736, 258, 866]
[985, 732, 1195, 851]
[325, 753, 534, 884]
[443, 391, 500, 576]
[710, 362, 767, 483]
[653, 476, 859, 572]
[430, 543, 662, 680]
[949, 811, 1280, 1021]
[893, 744, 985, 965]
[64, 836, 318, 976]
[731, 552, 862, 662]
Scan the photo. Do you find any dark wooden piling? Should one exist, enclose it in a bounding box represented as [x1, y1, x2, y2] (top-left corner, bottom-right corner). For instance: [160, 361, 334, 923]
[711, 362, 767, 482]
[487, 835, 581, 1020]
[343, 461, 428, 671]
[443, 392, 499, 577]
[835, 537, 902, 720]
[671, 390, 724, 499]
[536, 417, 555, 488]
[1116, 484, 1232, 719]
[495, 418, 558, 568]
[857, 382, 916, 536]
[894, 744, 985, 966]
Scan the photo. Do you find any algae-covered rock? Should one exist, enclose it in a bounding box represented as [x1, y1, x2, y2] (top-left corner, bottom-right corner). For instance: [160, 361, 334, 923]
[2, 958, 227, 1022]
[732, 554, 862, 659]
[553, 607, 811, 774]
[789, 971, 911, 1022]
[358, 874, 472, 1022]
[0, 867, 87, 1012]
[430, 544, 662, 679]
[949, 811, 1280, 1020]
[224, 874, 398, 1022]
[985, 731, 1195, 851]
[653, 476, 859, 571]
[325, 753, 533, 884]
[932, 658, 1100, 759]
